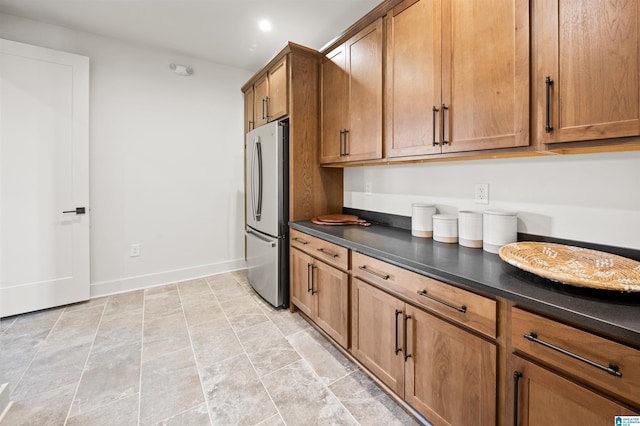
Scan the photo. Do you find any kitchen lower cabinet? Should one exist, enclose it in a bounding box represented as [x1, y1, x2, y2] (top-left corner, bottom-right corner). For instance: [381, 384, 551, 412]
[289, 231, 349, 348]
[352, 276, 497, 426]
[512, 356, 638, 426]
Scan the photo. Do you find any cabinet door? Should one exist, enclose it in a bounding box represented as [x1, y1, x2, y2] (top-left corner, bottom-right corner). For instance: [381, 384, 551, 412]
[320, 44, 348, 164]
[538, 0, 640, 143]
[441, 0, 529, 153]
[313, 260, 349, 349]
[512, 356, 638, 426]
[351, 278, 405, 396]
[268, 56, 288, 121]
[244, 86, 254, 134]
[290, 248, 313, 317]
[405, 305, 496, 426]
[254, 74, 269, 128]
[386, 0, 442, 157]
[346, 19, 383, 161]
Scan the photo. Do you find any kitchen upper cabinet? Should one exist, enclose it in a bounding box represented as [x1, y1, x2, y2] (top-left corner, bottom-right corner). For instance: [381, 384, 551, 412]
[536, 0, 640, 144]
[385, 0, 529, 158]
[512, 356, 638, 426]
[321, 19, 383, 164]
[253, 56, 288, 128]
[244, 86, 254, 134]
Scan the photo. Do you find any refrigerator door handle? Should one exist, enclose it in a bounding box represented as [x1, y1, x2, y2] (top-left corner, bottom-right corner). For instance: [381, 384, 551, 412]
[250, 138, 257, 221]
[255, 139, 263, 221]
[246, 228, 276, 247]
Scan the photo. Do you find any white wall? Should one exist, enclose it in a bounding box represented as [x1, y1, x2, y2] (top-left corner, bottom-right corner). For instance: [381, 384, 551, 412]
[0, 13, 252, 296]
[345, 151, 640, 250]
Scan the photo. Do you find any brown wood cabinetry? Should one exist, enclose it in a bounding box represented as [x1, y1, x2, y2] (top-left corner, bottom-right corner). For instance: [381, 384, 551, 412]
[351, 252, 497, 425]
[242, 44, 343, 223]
[509, 307, 640, 425]
[385, 0, 529, 158]
[289, 230, 349, 348]
[252, 56, 288, 128]
[535, 0, 640, 146]
[320, 19, 383, 164]
[511, 356, 638, 426]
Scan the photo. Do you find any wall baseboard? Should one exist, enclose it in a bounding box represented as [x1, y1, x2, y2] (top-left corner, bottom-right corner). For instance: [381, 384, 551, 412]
[90, 258, 247, 298]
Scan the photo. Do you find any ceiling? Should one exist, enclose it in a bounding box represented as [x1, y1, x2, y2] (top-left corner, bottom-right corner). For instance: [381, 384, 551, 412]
[0, 0, 382, 72]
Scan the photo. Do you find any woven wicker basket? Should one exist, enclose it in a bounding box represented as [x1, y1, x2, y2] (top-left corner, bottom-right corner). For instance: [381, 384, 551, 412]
[499, 242, 640, 292]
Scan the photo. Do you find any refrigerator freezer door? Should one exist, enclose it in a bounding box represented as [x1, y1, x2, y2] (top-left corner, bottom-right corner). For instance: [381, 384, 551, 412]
[246, 121, 284, 238]
[245, 228, 286, 308]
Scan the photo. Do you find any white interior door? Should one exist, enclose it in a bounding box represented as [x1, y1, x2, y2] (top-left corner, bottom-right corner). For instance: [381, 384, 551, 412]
[0, 39, 90, 317]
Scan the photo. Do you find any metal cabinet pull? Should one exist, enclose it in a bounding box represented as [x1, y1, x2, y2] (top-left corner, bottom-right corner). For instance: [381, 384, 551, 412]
[545, 77, 554, 133]
[404, 314, 412, 361]
[343, 129, 349, 156]
[63, 207, 86, 214]
[339, 130, 344, 157]
[432, 106, 440, 146]
[513, 371, 523, 426]
[358, 265, 390, 280]
[265, 96, 270, 119]
[310, 265, 318, 295]
[416, 290, 467, 313]
[261, 98, 266, 120]
[292, 237, 309, 245]
[307, 263, 312, 293]
[441, 104, 449, 145]
[523, 332, 622, 377]
[394, 309, 403, 355]
[317, 247, 338, 258]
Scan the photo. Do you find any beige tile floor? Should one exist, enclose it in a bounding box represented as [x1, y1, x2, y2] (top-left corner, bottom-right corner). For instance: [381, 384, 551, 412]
[0, 271, 425, 425]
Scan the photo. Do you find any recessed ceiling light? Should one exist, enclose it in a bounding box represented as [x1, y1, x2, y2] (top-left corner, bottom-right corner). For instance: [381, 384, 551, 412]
[259, 20, 272, 32]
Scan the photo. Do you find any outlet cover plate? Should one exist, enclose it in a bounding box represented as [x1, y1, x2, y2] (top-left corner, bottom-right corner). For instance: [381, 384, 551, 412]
[474, 183, 489, 204]
[130, 243, 141, 257]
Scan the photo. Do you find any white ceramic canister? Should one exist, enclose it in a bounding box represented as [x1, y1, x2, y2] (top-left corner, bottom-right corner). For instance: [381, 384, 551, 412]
[483, 210, 518, 254]
[433, 214, 458, 243]
[412, 204, 437, 238]
[458, 211, 483, 248]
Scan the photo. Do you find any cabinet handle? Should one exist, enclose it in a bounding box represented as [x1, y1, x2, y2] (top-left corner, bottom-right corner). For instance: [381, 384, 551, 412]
[432, 106, 440, 146]
[416, 290, 467, 313]
[523, 332, 622, 377]
[545, 76, 554, 133]
[395, 309, 403, 355]
[261, 98, 266, 120]
[513, 371, 523, 426]
[265, 96, 270, 119]
[358, 265, 390, 280]
[292, 237, 309, 245]
[310, 265, 318, 295]
[317, 247, 338, 258]
[339, 130, 344, 156]
[307, 263, 312, 293]
[404, 314, 412, 361]
[343, 129, 349, 156]
[441, 104, 449, 145]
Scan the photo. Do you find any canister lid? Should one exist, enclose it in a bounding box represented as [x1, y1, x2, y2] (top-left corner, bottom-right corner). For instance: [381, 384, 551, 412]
[412, 203, 436, 208]
[432, 214, 457, 221]
[484, 209, 517, 216]
[459, 210, 482, 217]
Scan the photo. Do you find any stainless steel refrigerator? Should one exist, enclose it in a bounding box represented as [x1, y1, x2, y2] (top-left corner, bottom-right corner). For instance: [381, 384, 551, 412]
[245, 120, 289, 308]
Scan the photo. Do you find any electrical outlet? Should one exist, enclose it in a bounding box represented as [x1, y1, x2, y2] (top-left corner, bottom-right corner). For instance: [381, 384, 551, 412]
[365, 182, 372, 195]
[474, 183, 489, 204]
[130, 243, 141, 257]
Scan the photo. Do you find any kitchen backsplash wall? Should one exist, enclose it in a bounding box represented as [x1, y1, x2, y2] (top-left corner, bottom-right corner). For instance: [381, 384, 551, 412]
[0, 13, 252, 296]
[344, 150, 640, 250]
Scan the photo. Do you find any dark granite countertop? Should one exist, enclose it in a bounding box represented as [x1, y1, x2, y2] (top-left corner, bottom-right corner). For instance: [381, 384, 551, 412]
[290, 220, 640, 348]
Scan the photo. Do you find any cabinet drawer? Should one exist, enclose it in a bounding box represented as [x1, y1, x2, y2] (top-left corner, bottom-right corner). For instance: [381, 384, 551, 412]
[352, 252, 496, 339]
[290, 229, 348, 270]
[512, 308, 640, 406]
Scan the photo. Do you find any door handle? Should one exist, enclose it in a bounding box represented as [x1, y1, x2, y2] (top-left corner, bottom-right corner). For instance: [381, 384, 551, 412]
[62, 207, 86, 214]
[441, 104, 449, 145]
[255, 140, 263, 220]
[404, 314, 412, 361]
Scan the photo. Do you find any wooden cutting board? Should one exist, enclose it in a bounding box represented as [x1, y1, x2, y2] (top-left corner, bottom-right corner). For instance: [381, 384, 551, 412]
[311, 214, 371, 227]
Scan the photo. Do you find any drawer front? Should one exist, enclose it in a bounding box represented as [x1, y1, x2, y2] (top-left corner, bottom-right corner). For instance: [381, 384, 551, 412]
[352, 252, 496, 339]
[289, 229, 348, 270]
[512, 308, 640, 406]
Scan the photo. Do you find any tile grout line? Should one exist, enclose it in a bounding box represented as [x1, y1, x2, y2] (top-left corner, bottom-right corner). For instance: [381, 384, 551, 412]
[176, 279, 216, 426]
[205, 275, 287, 426]
[138, 290, 147, 426]
[62, 302, 108, 425]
